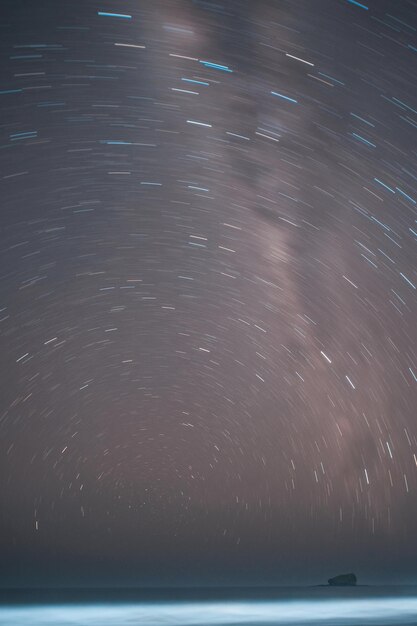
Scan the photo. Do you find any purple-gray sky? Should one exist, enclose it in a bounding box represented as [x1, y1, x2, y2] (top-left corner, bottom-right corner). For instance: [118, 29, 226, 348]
[0, 0, 416, 586]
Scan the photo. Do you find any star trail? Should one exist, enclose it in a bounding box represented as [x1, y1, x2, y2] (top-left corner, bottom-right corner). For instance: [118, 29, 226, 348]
[0, 0, 416, 587]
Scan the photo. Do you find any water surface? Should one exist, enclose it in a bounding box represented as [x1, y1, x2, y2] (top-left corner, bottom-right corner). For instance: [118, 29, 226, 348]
[1, 587, 417, 625]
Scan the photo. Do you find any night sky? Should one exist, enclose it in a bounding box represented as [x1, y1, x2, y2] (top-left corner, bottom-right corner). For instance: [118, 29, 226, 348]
[0, 0, 416, 588]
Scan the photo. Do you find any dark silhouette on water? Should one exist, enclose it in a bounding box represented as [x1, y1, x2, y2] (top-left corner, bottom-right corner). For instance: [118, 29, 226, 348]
[328, 573, 357, 587]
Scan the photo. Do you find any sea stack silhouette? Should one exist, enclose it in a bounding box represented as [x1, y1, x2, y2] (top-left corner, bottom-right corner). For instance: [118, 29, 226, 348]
[328, 573, 357, 586]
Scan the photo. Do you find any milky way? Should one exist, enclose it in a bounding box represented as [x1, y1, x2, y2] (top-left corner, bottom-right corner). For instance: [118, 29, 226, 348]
[0, 0, 416, 586]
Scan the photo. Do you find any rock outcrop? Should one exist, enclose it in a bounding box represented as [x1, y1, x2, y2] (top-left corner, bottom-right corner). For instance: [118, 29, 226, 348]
[328, 573, 357, 586]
